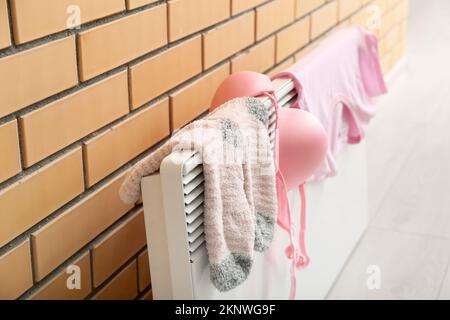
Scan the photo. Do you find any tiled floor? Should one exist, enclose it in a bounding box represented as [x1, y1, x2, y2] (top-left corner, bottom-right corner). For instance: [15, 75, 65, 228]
[328, 0, 450, 300]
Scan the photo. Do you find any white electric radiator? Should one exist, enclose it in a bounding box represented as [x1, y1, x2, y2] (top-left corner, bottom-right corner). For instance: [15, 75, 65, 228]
[141, 78, 369, 300]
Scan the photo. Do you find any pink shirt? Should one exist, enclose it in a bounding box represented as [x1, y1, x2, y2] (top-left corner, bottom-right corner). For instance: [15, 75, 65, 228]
[273, 27, 387, 181]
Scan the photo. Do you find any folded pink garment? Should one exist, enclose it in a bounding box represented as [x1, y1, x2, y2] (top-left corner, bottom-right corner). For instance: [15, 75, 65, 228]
[273, 27, 387, 181]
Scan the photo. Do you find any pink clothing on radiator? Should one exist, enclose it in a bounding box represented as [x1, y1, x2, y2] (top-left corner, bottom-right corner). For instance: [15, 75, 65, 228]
[273, 27, 387, 181]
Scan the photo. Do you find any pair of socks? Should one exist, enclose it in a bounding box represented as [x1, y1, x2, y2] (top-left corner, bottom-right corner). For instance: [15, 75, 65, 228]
[119, 97, 277, 292]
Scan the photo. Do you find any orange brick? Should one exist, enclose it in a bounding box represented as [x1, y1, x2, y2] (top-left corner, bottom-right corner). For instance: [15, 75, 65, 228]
[256, 0, 295, 40]
[0, 36, 78, 119]
[350, 5, 375, 29]
[349, 8, 363, 26]
[294, 39, 319, 61]
[29, 253, 91, 300]
[203, 12, 255, 69]
[381, 50, 392, 75]
[380, 7, 397, 36]
[373, 0, 388, 14]
[369, 0, 386, 22]
[393, 0, 405, 24]
[130, 36, 202, 109]
[83, 99, 170, 187]
[141, 289, 153, 300]
[386, 0, 398, 9]
[77, 5, 167, 81]
[232, 0, 266, 15]
[20, 71, 129, 167]
[335, 17, 351, 30]
[232, 37, 275, 73]
[92, 209, 146, 287]
[138, 250, 151, 291]
[296, 0, 325, 18]
[266, 57, 295, 77]
[0, 240, 33, 300]
[379, 36, 388, 57]
[384, 25, 400, 53]
[168, 0, 230, 42]
[0, 149, 84, 248]
[31, 171, 133, 281]
[0, 0, 10, 49]
[0, 121, 21, 183]
[391, 39, 405, 66]
[126, 0, 158, 10]
[276, 16, 310, 63]
[338, 0, 361, 20]
[401, 0, 409, 20]
[311, 0, 338, 39]
[10, 0, 125, 44]
[170, 63, 230, 130]
[92, 260, 138, 300]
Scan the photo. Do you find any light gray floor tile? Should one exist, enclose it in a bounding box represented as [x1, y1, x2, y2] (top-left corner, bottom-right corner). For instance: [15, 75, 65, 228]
[328, 228, 450, 300]
[438, 266, 450, 300]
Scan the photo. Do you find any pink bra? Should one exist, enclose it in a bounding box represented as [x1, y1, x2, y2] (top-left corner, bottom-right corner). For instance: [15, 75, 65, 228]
[211, 71, 327, 299]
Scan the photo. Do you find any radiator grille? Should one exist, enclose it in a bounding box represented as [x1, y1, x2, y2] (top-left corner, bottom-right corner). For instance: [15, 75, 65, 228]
[182, 153, 206, 260]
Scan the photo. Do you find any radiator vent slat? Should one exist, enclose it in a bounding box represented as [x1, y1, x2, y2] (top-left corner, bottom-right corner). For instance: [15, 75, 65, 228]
[188, 225, 204, 243]
[183, 166, 203, 185]
[187, 218, 203, 233]
[185, 195, 204, 214]
[184, 175, 204, 194]
[184, 185, 204, 205]
[279, 91, 297, 107]
[189, 234, 206, 253]
[186, 205, 204, 224]
[269, 121, 276, 132]
[189, 243, 207, 262]
[269, 111, 276, 123]
[183, 153, 203, 176]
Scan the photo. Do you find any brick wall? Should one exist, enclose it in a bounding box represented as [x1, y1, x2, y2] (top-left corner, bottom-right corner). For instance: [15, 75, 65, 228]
[0, 0, 408, 300]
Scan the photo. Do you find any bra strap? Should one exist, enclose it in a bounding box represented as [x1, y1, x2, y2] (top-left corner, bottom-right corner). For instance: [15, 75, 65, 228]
[263, 92, 280, 130]
[297, 184, 310, 269]
[262, 92, 310, 298]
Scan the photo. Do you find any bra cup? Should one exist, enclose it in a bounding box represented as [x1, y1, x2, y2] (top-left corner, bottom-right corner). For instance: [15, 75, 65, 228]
[210, 71, 274, 111]
[210, 70, 328, 193]
[278, 108, 328, 191]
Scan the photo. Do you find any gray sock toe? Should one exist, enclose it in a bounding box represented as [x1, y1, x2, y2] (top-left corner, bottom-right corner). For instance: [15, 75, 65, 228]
[254, 213, 275, 252]
[210, 253, 253, 292]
